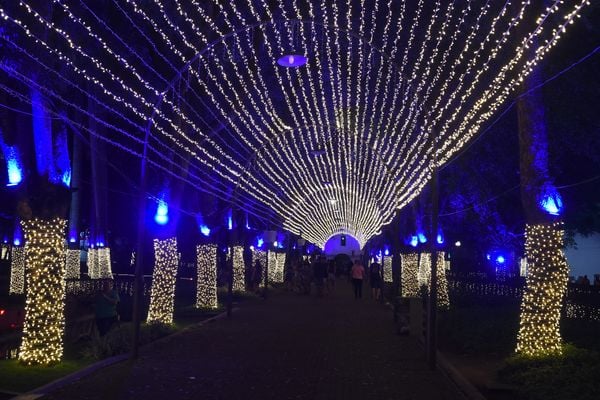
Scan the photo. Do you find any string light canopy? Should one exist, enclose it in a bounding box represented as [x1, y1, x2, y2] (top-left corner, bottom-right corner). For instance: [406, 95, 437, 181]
[0, 1, 589, 247]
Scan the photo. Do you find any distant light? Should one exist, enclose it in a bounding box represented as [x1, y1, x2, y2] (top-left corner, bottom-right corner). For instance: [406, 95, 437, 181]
[437, 234, 444, 244]
[273, 241, 278, 247]
[13, 238, 21, 246]
[384, 247, 390, 256]
[200, 225, 211, 237]
[410, 236, 418, 247]
[496, 255, 506, 264]
[69, 237, 77, 243]
[310, 149, 326, 157]
[154, 200, 169, 225]
[418, 233, 427, 244]
[486, 254, 491, 260]
[277, 54, 307, 67]
[322, 181, 332, 186]
[328, 199, 337, 205]
[454, 241, 461, 247]
[249, 245, 254, 251]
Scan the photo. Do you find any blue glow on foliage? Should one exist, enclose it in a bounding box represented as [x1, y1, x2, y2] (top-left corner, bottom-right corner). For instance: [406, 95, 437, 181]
[540, 187, 563, 216]
[154, 201, 169, 225]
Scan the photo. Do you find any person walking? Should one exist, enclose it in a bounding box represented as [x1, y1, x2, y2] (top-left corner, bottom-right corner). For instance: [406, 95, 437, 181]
[351, 259, 365, 299]
[369, 261, 383, 301]
[313, 255, 328, 297]
[326, 259, 336, 295]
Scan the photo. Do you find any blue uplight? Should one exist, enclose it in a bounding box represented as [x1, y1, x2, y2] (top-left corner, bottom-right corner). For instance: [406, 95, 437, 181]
[496, 255, 506, 264]
[418, 233, 427, 244]
[410, 236, 418, 247]
[200, 225, 211, 237]
[154, 201, 169, 225]
[437, 231, 444, 244]
[227, 209, 233, 230]
[69, 237, 77, 243]
[13, 238, 21, 246]
[3, 145, 23, 187]
[273, 241, 278, 248]
[257, 237, 264, 248]
[277, 54, 307, 67]
[540, 187, 563, 216]
[486, 254, 491, 260]
[384, 246, 390, 256]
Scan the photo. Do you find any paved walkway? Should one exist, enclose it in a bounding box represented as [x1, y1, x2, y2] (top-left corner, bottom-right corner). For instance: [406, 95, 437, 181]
[45, 281, 459, 400]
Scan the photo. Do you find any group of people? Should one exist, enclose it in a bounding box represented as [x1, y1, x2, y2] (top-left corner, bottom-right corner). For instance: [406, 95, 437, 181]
[350, 259, 383, 300]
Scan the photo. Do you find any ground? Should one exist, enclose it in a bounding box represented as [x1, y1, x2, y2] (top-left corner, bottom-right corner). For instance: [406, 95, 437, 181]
[44, 281, 459, 400]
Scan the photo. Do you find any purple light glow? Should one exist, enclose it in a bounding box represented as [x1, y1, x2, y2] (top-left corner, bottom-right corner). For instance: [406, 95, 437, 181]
[277, 54, 307, 67]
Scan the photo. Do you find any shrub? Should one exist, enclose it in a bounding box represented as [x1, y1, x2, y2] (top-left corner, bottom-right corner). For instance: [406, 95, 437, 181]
[500, 344, 600, 400]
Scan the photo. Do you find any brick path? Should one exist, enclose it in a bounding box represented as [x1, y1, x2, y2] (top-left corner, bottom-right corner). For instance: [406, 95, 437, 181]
[45, 281, 459, 400]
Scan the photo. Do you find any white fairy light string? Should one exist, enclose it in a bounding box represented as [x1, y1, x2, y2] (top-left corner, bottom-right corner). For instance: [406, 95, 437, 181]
[0, 1, 590, 248]
[232, 245, 245, 291]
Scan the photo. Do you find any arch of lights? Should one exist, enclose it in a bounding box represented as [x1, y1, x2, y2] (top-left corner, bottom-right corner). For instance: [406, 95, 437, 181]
[0, 0, 589, 248]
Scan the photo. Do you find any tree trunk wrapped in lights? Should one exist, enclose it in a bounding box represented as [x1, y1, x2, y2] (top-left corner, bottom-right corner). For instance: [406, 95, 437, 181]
[147, 237, 179, 324]
[196, 244, 218, 308]
[64, 249, 81, 280]
[383, 255, 393, 283]
[232, 246, 246, 291]
[19, 218, 67, 365]
[9, 247, 26, 294]
[516, 222, 569, 355]
[274, 252, 287, 283]
[400, 253, 420, 297]
[418, 252, 450, 308]
[516, 53, 567, 355]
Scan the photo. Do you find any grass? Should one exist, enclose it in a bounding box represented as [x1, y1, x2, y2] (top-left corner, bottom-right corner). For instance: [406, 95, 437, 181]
[438, 304, 520, 355]
[499, 344, 600, 400]
[0, 358, 92, 394]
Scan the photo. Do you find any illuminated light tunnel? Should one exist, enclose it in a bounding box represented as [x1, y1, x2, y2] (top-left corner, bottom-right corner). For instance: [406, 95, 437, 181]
[0, 1, 588, 246]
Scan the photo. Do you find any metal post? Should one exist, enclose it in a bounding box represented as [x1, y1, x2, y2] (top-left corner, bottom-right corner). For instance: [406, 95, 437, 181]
[227, 246, 233, 318]
[130, 126, 151, 360]
[427, 164, 439, 369]
[263, 246, 269, 299]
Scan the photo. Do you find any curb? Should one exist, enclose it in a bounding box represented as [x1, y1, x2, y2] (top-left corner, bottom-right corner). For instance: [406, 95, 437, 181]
[436, 351, 487, 400]
[12, 309, 234, 400]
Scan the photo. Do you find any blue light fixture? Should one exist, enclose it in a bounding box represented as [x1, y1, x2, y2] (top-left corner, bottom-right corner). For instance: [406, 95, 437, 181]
[13, 238, 21, 246]
[154, 200, 169, 225]
[410, 236, 418, 247]
[539, 186, 563, 216]
[496, 255, 506, 264]
[384, 246, 390, 256]
[3, 145, 23, 187]
[486, 253, 491, 260]
[69, 237, 77, 243]
[277, 54, 307, 67]
[227, 209, 233, 230]
[257, 237, 264, 248]
[418, 233, 427, 244]
[200, 225, 211, 237]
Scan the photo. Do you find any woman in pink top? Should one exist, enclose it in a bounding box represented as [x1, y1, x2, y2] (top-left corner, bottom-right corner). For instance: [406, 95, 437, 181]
[351, 260, 365, 299]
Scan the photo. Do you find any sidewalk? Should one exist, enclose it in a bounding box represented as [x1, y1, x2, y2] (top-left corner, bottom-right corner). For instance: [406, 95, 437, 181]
[44, 281, 459, 400]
